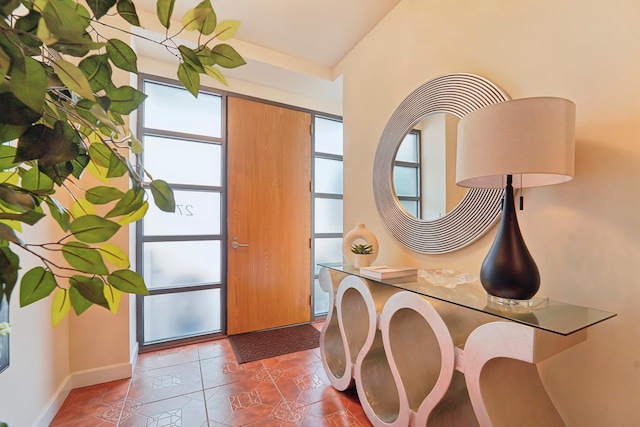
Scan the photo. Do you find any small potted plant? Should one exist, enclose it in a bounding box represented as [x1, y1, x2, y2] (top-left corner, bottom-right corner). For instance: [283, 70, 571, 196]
[351, 243, 375, 268]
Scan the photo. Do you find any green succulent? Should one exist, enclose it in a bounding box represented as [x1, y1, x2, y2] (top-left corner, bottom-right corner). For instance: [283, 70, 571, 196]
[351, 243, 373, 254]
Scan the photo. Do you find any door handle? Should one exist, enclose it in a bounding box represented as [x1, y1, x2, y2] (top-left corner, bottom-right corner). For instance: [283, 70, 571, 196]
[231, 236, 249, 249]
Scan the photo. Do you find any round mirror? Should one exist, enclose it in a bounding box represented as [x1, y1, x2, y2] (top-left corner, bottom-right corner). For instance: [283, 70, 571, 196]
[393, 113, 467, 221]
[373, 73, 510, 254]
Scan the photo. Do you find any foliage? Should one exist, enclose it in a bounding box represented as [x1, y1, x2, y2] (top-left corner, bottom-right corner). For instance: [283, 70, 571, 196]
[351, 243, 373, 255]
[0, 0, 246, 324]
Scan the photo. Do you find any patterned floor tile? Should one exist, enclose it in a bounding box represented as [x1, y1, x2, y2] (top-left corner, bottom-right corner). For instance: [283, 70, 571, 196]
[204, 379, 286, 426]
[119, 392, 208, 427]
[50, 380, 131, 426]
[127, 361, 203, 405]
[197, 338, 235, 361]
[200, 354, 265, 389]
[137, 344, 200, 371]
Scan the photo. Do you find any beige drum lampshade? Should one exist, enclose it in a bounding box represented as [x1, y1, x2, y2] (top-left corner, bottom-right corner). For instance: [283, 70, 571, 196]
[456, 97, 576, 189]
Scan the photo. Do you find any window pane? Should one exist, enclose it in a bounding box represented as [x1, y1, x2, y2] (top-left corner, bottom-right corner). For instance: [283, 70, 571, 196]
[314, 278, 330, 316]
[144, 190, 221, 236]
[143, 289, 221, 343]
[315, 158, 343, 194]
[315, 117, 343, 155]
[394, 166, 419, 197]
[143, 241, 221, 289]
[400, 200, 419, 217]
[143, 81, 222, 137]
[144, 136, 221, 186]
[315, 198, 343, 234]
[396, 133, 418, 162]
[314, 237, 343, 274]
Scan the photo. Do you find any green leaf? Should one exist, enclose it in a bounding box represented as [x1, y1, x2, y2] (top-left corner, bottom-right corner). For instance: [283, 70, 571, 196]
[38, 161, 74, 186]
[108, 269, 148, 295]
[0, 184, 36, 211]
[15, 121, 80, 167]
[53, 59, 95, 101]
[0, 0, 21, 18]
[157, 0, 176, 29]
[0, 209, 46, 226]
[117, 0, 139, 26]
[106, 152, 127, 178]
[0, 145, 17, 169]
[21, 167, 54, 194]
[0, 92, 42, 126]
[106, 39, 138, 74]
[178, 45, 204, 72]
[195, 46, 215, 66]
[10, 56, 47, 112]
[88, 143, 112, 169]
[0, 124, 27, 144]
[86, 0, 116, 19]
[116, 201, 147, 225]
[215, 20, 241, 41]
[182, 1, 216, 35]
[45, 196, 70, 230]
[49, 35, 105, 58]
[149, 179, 175, 212]
[62, 242, 109, 275]
[0, 46, 9, 81]
[51, 288, 71, 326]
[211, 44, 246, 69]
[0, 222, 20, 244]
[39, 0, 89, 41]
[20, 267, 57, 306]
[0, 246, 19, 302]
[204, 66, 228, 86]
[105, 86, 147, 115]
[69, 275, 109, 309]
[106, 188, 144, 218]
[85, 186, 124, 205]
[69, 285, 92, 315]
[69, 214, 121, 243]
[78, 54, 113, 93]
[177, 63, 200, 97]
[98, 243, 129, 268]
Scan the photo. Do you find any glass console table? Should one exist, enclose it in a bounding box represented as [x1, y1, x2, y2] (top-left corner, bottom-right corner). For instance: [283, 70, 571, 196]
[320, 262, 615, 336]
[317, 263, 616, 427]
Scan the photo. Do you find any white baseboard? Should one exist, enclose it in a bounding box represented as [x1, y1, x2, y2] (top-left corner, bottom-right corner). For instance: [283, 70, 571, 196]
[32, 361, 135, 427]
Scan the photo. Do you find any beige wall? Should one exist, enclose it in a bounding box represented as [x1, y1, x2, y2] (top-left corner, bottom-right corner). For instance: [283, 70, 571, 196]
[340, 0, 639, 425]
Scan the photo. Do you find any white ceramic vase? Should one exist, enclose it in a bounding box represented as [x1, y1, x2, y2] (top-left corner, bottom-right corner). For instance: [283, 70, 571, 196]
[343, 223, 379, 267]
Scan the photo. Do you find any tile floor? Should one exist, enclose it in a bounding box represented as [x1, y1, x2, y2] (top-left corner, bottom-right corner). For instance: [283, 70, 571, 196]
[50, 323, 372, 426]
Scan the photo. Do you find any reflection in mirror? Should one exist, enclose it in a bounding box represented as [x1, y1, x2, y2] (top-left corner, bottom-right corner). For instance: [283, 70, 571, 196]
[393, 114, 467, 220]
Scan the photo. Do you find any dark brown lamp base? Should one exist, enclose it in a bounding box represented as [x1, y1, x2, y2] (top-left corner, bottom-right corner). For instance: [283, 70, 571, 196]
[480, 175, 540, 300]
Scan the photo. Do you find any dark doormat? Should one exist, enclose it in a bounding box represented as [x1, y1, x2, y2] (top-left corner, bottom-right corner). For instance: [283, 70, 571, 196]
[229, 323, 320, 364]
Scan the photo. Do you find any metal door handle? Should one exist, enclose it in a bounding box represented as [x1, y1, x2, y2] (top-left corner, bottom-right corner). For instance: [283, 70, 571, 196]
[231, 236, 249, 249]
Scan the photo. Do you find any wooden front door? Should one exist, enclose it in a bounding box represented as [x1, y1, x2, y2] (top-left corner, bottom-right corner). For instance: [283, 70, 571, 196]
[226, 97, 311, 335]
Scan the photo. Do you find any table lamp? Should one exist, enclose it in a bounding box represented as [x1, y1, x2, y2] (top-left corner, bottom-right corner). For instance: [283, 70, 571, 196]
[456, 97, 576, 301]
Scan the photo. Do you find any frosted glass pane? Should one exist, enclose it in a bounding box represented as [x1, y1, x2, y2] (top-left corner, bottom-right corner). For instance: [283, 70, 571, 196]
[396, 133, 419, 162]
[315, 198, 343, 234]
[144, 190, 221, 236]
[144, 241, 221, 289]
[314, 278, 329, 316]
[314, 237, 343, 274]
[394, 166, 418, 197]
[144, 136, 221, 186]
[315, 117, 343, 155]
[144, 289, 221, 343]
[315, 158, 343, 194]
[400, 200, 419, 217]
[143, 81, 222, 137]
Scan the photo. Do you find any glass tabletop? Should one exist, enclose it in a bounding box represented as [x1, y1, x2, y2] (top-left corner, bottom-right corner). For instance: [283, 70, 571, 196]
[319, 263, 616, 336]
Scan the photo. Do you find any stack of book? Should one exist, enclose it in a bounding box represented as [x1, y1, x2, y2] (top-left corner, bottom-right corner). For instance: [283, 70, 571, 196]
[358, 265, 417, 281]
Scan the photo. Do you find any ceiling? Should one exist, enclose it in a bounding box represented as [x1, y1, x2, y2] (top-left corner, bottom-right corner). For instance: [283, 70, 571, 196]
[133, 0, 401, 100]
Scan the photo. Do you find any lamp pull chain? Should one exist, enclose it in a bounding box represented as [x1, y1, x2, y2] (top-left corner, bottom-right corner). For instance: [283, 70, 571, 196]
[519, 173, 524, 210]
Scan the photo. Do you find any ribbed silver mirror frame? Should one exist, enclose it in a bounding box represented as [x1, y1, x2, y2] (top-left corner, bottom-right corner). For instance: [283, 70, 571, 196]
[373, 73, 510, 254]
